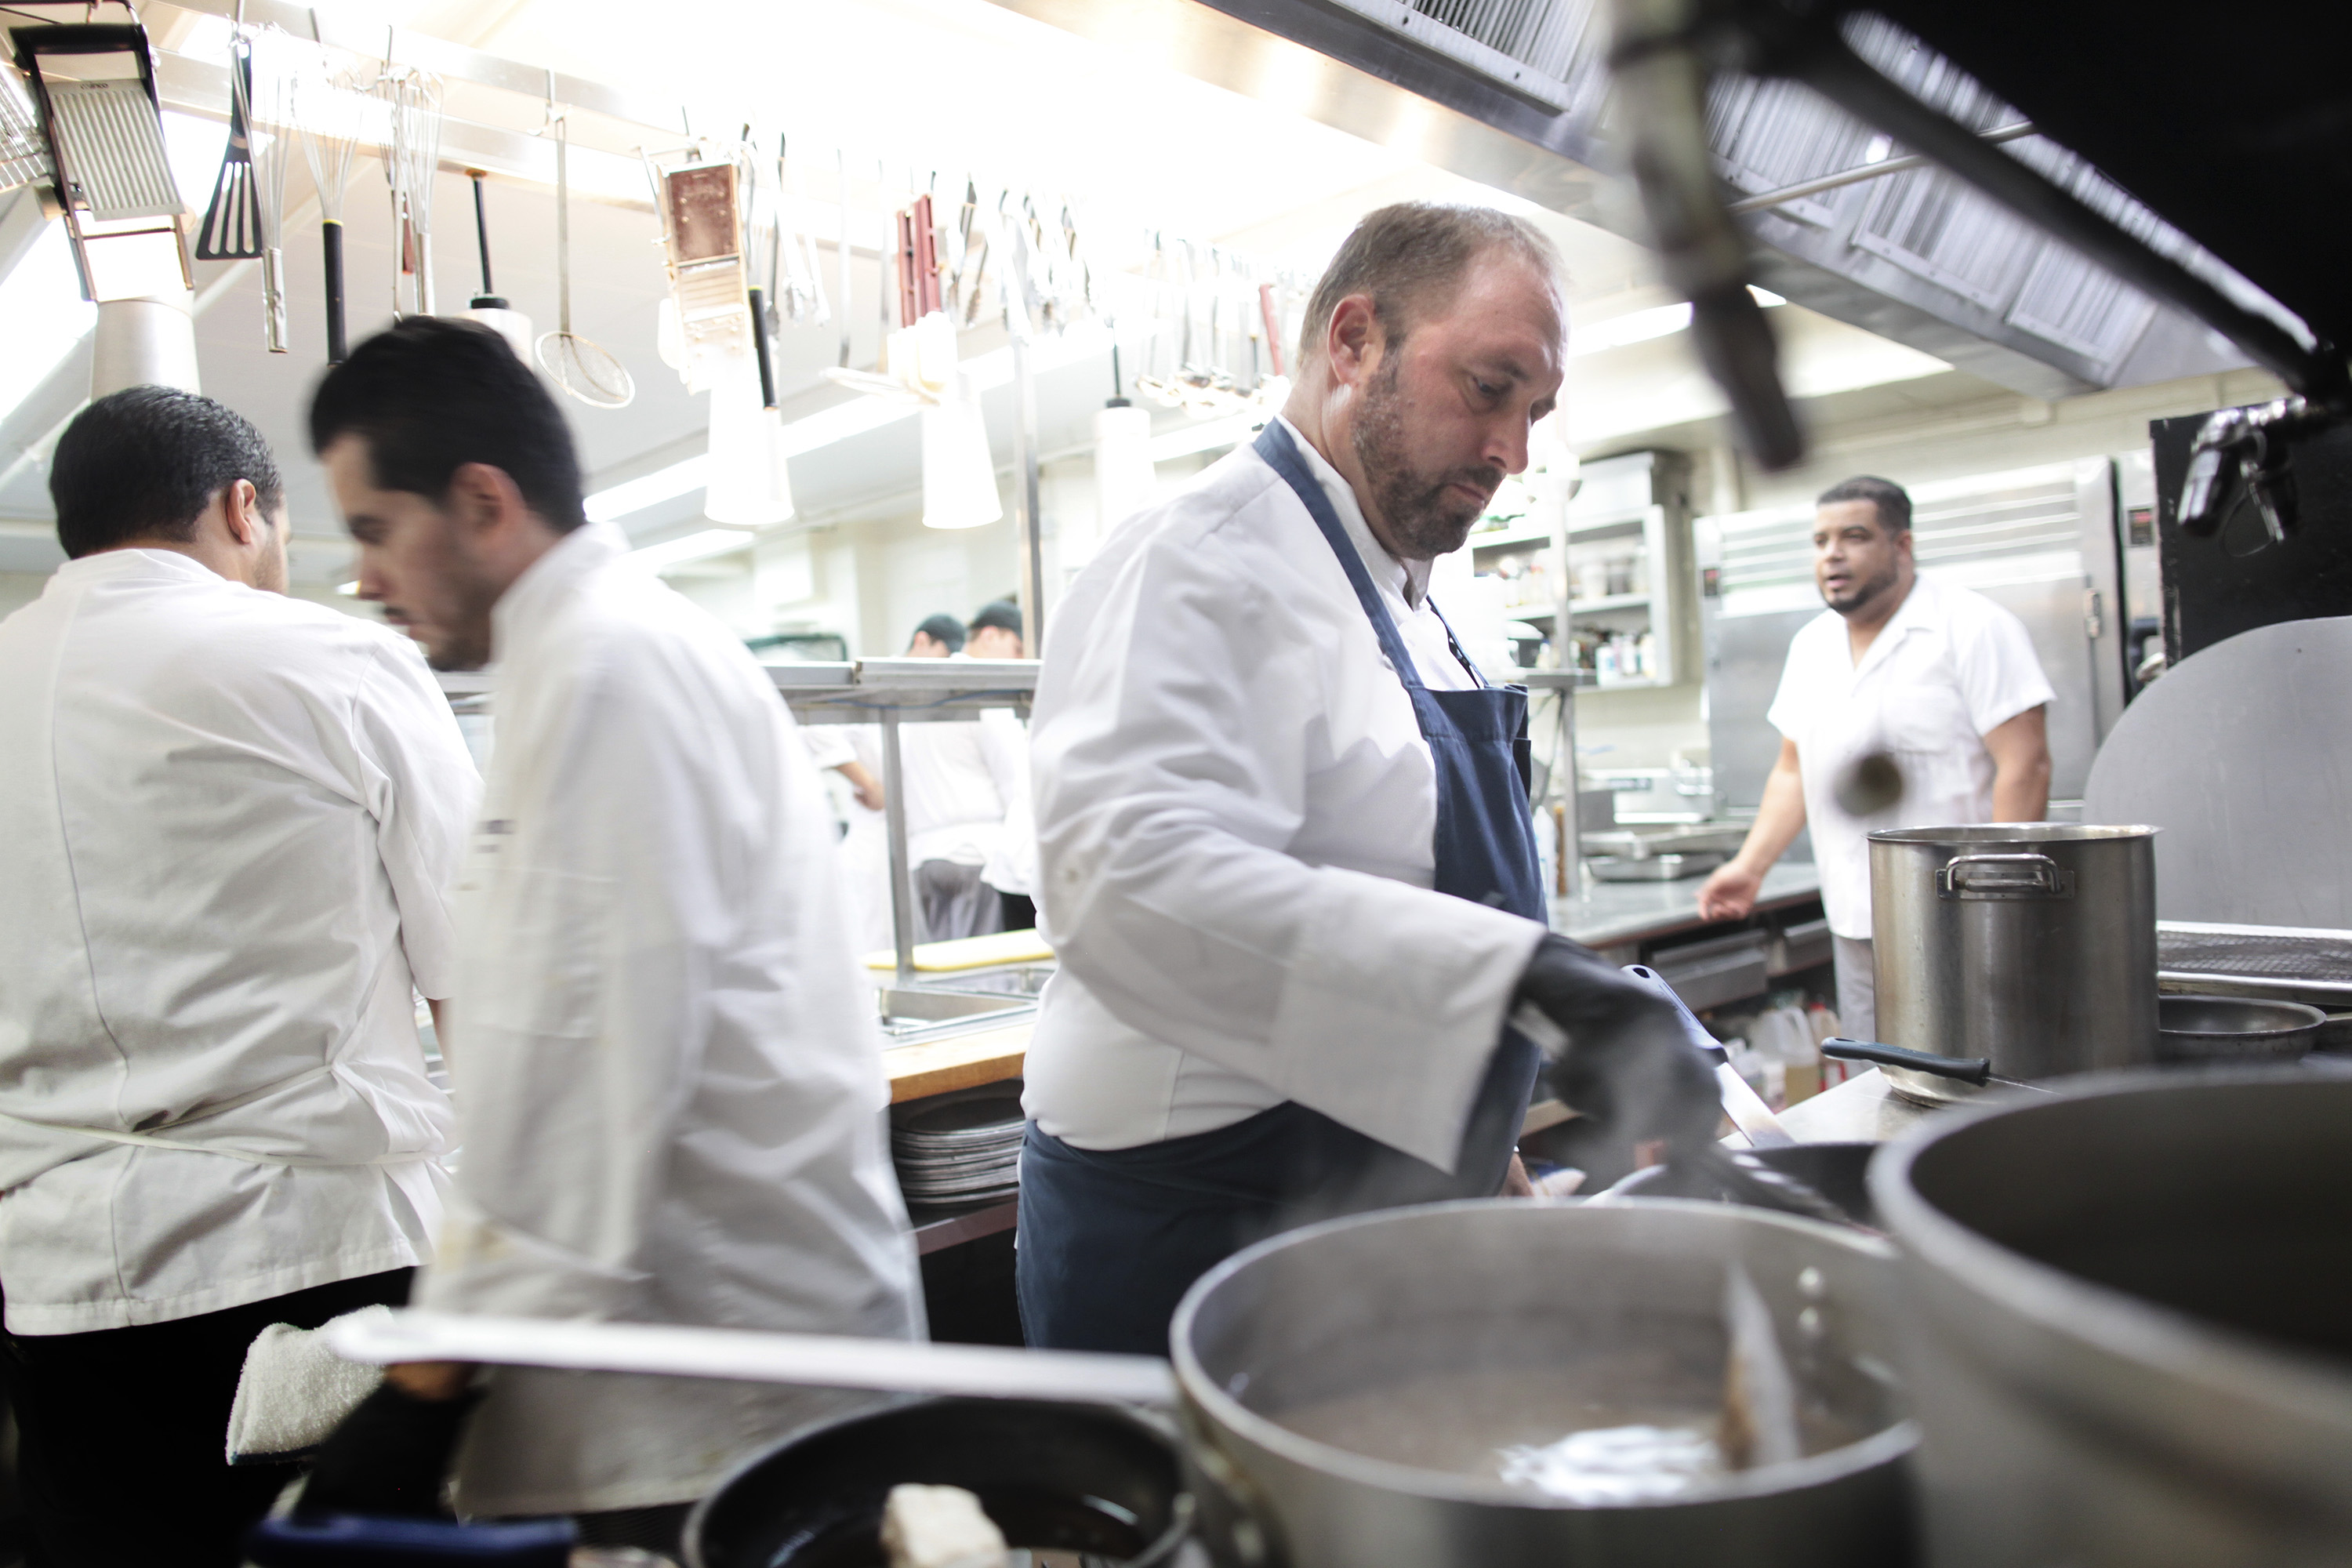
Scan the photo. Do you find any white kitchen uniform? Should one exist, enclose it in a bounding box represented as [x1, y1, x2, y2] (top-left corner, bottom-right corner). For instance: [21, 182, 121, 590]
[1767, 571, 2056, 941]
[421, 522, 923, 1519]
[0, 550, 475, 1334]
[1022, 419, 1544, 1171]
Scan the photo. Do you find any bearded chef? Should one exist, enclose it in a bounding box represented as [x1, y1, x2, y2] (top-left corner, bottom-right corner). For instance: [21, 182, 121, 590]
[1017, 203, 1717, 1354]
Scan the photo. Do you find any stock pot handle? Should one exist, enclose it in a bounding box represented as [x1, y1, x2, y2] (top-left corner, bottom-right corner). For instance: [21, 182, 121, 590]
[1937, 852, 2074, 898]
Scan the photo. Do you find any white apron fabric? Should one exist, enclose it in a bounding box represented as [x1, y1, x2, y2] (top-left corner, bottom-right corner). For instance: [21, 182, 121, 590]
[419, 522, 923, 1518]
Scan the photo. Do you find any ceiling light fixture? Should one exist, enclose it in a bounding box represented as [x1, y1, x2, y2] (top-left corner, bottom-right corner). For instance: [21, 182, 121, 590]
[1571, 286, 1786, 358]
[630, 526, 755, 572]
[336, 579, 359, 595]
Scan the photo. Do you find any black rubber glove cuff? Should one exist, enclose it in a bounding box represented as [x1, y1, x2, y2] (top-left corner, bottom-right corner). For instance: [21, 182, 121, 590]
[1514, 934, 1722, 1154]
[296, 1379, 485, 1521]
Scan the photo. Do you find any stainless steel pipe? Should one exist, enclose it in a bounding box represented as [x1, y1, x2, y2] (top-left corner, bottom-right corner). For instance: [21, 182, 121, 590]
[1869, 824, 2158, 1105]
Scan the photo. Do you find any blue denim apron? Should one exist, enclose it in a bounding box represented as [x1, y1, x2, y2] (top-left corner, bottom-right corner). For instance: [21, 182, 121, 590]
[1016, 423, 1547, 1353]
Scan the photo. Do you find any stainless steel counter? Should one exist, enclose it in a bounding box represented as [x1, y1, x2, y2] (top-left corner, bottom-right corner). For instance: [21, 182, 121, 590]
[1775, 1067, 1940, 1144]
[1553, 861, 1823, 952]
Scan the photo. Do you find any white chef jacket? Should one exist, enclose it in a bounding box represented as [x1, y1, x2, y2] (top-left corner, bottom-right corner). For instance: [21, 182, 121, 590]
[1022, 419, 1544, 1171]
[420, 522, 923, 1518]
[0, 549, 475, 1334]
[1767, 572, 2056, 938]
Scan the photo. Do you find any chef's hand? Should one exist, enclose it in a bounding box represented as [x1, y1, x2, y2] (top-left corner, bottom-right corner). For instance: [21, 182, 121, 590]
[1514, 935, 1720, 1156]
[1696, 860, 1762, 921]
[1501, 1152, 1535, 1198]
[295, 1363, 481, 1521]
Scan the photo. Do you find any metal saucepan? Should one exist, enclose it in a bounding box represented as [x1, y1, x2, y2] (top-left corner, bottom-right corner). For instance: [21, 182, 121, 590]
[688, 1397, 1200, 1567]
[1871, 1068, 2352, 1566]
[1171, 1200, 1916, 1568]
[2155, 993, 2325, 1063]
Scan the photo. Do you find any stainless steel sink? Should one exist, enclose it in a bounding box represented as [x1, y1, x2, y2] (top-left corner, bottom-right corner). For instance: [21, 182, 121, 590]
[873, 985, 1034, 1043]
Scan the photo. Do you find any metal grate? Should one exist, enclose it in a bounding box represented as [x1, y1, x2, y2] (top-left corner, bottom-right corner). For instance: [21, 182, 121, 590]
[2159, 930, 2352, 985]
[1708, 75, 1878, 229]
[1320, 0, 1610, 114]
[43, 77, 182, 220]
[0, 67, 51, 195]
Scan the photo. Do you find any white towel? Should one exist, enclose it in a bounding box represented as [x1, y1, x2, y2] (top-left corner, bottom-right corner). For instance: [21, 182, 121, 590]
[225, 1305, 392, 1465]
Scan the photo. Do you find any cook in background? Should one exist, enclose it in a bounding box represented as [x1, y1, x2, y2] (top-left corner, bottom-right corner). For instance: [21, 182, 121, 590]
[895, 608, 1035, 942]
[0, 390, 477, 1567]
[297, 321, 923, 1553]
[1696, 474, 2055, 1039]
[1016, 203, 1716, 1355]
[963, 599, 1039, 931]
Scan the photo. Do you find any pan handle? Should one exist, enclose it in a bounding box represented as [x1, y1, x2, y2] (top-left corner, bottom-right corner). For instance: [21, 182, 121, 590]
[1822, 1038, 1994, 1085]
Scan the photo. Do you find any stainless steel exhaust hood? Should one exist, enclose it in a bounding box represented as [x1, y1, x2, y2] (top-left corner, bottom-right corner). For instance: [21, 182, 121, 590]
[993, 0, 2249, 401]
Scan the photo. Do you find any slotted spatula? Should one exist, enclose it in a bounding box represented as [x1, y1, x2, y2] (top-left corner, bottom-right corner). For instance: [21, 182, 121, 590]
[195, 37, 265, 260]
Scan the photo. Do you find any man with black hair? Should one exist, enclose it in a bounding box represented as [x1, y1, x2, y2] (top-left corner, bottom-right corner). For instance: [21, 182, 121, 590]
[1698, 474, 2055, 1036]
[300, 318, 921, 1546]
[0, 387, 478, 1566]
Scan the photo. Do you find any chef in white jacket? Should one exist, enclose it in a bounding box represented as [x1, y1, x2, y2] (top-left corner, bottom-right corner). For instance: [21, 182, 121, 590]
[299, 320, 923, 1548]
[1018, 204, 1714, 1354]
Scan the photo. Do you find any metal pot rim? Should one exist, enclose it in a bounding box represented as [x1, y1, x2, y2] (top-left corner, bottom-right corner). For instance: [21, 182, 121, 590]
[2157, 993, 2328, 1040]
[1168, 1198, 1917, 1512]
[1865, 822, 2160, 844]
[1868, 1067, 2352, 1421]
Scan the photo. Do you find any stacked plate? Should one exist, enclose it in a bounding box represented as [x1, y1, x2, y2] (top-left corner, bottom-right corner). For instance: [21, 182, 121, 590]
[891, 1083, 1025, 1207]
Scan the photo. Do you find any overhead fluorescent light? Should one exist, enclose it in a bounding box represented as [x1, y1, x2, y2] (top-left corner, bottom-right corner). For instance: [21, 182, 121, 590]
[0, 223, 98, 423]
[631, 526, 754, 572]
[336, 579, 359, 595]
[585, 455, 709, 522]
[1572, 287, 1787, 358]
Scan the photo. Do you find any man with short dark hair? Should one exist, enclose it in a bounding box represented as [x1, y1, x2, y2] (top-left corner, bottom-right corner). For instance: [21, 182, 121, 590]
[0, 387, 478, 1566]
[1698, 474, 2056, 1036]
[965, 599, 1022, 659]
[298, 319, 921, 1547]
[1014, 203, 1715, 1352]
[908, 611, 966, 657]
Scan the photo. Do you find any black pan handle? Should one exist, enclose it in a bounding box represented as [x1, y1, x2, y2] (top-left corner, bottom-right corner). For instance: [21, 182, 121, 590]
[1821, 1037, 1994, 1085]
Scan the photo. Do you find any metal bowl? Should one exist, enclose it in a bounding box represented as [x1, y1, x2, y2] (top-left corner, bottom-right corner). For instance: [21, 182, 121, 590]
[2155, 993, 2326, 1063]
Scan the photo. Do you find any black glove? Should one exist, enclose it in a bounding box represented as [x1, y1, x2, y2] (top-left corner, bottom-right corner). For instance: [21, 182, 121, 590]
[295, 1380, 484, 1520]
[1514, 935, 1721, 1157]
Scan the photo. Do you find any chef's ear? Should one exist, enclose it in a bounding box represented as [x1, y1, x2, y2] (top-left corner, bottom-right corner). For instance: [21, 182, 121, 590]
[445, 460, 535, 541]
[1324, 293, 1381, 384]
[219, 478, 265, 546]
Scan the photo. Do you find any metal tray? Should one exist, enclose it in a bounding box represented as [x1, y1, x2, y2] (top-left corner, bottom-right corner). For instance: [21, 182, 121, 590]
[1588, 850, 1726, 882]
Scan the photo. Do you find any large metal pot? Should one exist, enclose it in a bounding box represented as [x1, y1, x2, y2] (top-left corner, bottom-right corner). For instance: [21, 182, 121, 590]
[1170, 1200, 1916, 1567]
[1869, 1069, 2352, 1566]
[1869, 824, 2158, 1105]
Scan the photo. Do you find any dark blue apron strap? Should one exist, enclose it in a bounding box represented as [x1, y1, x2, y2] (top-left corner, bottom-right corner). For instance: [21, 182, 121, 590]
[1424, 597, 1490, 691]
[1254, 423, 1428, 693]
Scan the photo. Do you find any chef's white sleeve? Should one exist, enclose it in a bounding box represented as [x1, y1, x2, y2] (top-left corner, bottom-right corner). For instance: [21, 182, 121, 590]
[1032, 535, 1547, 1171]
[350, 640, 481, 1001]
[421, 656, 734, 1321]
[1955, 601, 2056, 736]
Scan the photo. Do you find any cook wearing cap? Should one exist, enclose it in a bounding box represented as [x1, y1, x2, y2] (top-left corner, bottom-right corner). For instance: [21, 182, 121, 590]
[1015, 203, 1717, 1355]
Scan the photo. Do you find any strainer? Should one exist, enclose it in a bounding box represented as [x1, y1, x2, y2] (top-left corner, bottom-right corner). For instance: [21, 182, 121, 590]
[533, 109, 633, 409]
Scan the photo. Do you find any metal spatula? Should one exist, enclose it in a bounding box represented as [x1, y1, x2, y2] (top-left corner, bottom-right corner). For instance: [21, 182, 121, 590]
[195, 38, 265, 260]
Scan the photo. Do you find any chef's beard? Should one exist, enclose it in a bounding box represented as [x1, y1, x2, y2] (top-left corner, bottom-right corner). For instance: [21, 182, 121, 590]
[1824, 554, 1904, 617]
[1351, 350, 1504, 561]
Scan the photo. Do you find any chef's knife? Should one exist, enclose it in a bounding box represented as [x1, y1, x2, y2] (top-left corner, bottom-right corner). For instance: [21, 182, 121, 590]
[1622, 964, 1795, 1149]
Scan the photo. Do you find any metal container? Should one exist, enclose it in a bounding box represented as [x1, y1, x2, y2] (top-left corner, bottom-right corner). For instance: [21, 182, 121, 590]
[1870, 1070, 2352, 1566]
[1869, 824, 2158, 1105]
[1171, 1200, 1916, 1568]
